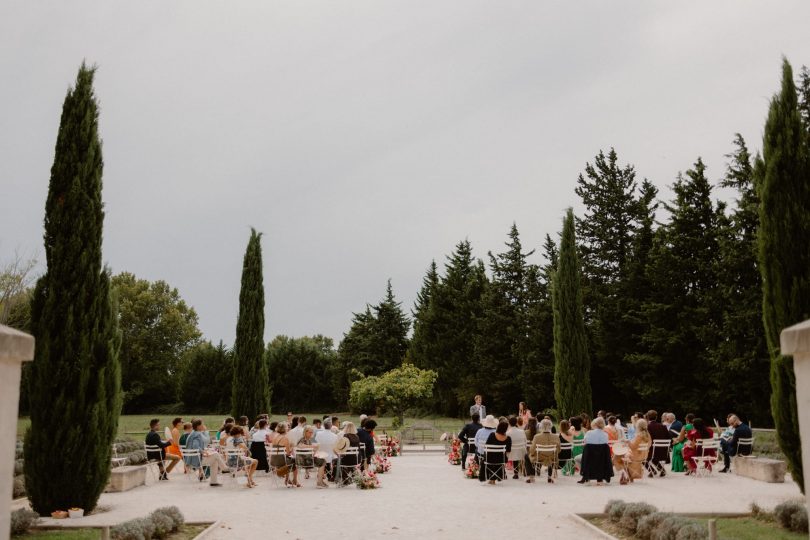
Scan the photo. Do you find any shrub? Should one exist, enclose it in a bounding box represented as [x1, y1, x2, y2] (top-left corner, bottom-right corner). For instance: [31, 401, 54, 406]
[152, 506, 184, 531]
[10, 508, 39, 536]
[619, 502, 657, 533]
[790, 507, 808, 534]
[775, 500, 805, 531]
[14, 459, 24, 475]
[111, 519, 146, 540]
[608, 501, 628, 522]
[13, 476, 26, 498]
[637, 512, 670, 540]
[150, 512, 173, 539]
[604, 499, 624, 515]
[674, 521, 707, 540]
[137, 517, 156, 540]
[651, 515, 692, 540]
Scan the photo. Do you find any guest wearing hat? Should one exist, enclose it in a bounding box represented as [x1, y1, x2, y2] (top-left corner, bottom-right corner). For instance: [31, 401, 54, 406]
[474, 415, 498, 463]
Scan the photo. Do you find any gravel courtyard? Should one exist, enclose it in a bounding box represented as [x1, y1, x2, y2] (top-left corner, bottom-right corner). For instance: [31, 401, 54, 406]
[14, 454, 803, 539]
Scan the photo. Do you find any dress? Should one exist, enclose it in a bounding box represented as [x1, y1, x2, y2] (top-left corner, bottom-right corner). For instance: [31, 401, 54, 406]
[166, 427, 182, 458]
[682, 428, 715, 471]
[479, 433, 511, 482]
[670, 423, 692, 472]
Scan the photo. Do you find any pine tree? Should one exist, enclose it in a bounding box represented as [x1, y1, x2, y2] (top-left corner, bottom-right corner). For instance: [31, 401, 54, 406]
[24, 64, 121, 514]
[231, 228, 269, 420]
[797, 65, 810, 134]
[552, 209, 592, 419]
[409, 261, 439, 373]
[335, 307, 375, 407]
[368, 279, 410, 374]
[758, 59, 810, 491]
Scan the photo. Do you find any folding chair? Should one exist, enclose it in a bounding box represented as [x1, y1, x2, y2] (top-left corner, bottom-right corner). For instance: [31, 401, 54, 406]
[294, 448, 316, 485]
[266, 446, 288, 488]
[692, 438, 720, 477]
[111, 444, 128, 469]
[483, 445, 507, 482]
[223, 448, 247, 485]
[736, 437, 754, 457]
[336, 447, 360, 488]
[358, 442, 367, 468]
[558, 442, 575, 476]
[178, 447, 204, 482]
[646, 439, 671, 477]
[628, 443, 650, 483]
[533, 444, 559, 481]
[144, 444, 166, 482]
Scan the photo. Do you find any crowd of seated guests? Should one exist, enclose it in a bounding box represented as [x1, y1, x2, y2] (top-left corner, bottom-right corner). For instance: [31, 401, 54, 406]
[455, 399, 754, 487]
[144, 412, 386, 489]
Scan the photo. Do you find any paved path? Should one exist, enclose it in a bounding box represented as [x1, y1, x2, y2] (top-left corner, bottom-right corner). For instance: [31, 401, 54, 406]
[15, 455, 803, 539]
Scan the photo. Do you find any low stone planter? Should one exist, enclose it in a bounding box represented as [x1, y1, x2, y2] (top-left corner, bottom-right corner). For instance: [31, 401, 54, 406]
[105, 465, 146, 492]
[733, 456, 787, 483]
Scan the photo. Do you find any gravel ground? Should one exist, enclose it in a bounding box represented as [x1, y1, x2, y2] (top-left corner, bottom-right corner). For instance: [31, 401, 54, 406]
[13, 455, 803, 539]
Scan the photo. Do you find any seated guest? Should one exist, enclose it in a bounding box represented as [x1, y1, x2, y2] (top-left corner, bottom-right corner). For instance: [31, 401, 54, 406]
[266, 422, 279, 445]
[506, 416, 527, 479]
[458, 413, 482, 470]
[145, 419, 180, 480]
[217, 417, 235, 440]
[236, 416, 250, 437]
[719, 415, 752, 473]
[270, 423, 299, 487]
[475, 415, 498, 462]
[184, 419, 228, 486]
[543, 415, 558, 434]
[671, 413, 695, 473]
[226, 425, 257, 488]
[312, 418, 323, 433]
[178, 422, 193, 447]
[667, 413, 683, 437]
[580, 413, 592, 431]
[683, 418, 716, 475]
[218, 422, 234, 449]
[570, 417, 586, 468]
[357, 419, 377, 467]
[619, 418, 652, 483]
[480, 421, 511, 484]
[289, 416, 307, 445]
[558, 420, 574, 475]
[527, 419, 559, 483]
[316, 419, 339, 481]
[250, 419, 272, 472]
[645, 410, 670, 477]
[605, 416, 620, 441]
[330, 416, 340, 433]
[334, 421, 360, 484]
[285, 412, 294, 429]
[166, 417, 183, 460]
[578, 416, 613, 485]
[297, 426, 329, 488]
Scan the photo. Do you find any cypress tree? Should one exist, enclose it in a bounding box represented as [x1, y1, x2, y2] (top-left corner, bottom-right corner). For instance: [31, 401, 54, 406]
[231, 228, 269, 420]
[758, 58, 810, 491]
[552, 209, 592, 419]
[24, 63, 121, 514]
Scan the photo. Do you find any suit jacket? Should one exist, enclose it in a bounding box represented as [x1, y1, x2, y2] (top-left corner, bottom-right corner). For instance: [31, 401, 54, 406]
[145, 430, 169, 460]
[647, 421, 671, 463]
[669, 421, 683, 438]
[469, 404, 486, 418]
[458, 422, 482, 443]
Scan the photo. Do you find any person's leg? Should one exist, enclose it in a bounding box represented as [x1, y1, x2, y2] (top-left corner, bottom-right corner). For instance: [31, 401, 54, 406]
[165, 453, 180, 473]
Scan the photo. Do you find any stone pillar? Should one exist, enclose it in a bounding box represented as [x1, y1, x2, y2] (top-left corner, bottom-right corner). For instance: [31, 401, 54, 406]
[780, 319, 810, 511]
[0, 325, 34, 540]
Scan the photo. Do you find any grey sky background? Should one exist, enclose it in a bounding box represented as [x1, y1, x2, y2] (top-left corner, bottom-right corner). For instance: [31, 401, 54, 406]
[2, 1, 809, 346]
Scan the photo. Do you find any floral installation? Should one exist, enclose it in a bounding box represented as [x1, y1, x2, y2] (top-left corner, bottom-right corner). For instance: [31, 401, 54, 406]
[372, 453, 391, 473]
[354, 468, 381, 489]
[447, 437, 461, 465]
[464, 455, 479, 479]
[385, 437, 400, 457]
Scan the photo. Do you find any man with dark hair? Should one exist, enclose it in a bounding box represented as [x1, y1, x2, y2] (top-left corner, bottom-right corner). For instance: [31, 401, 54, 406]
[458, 413, 482, 470]
[645, 410, 670, 477]
[184, 418, 228, 486]
[289, 416, 307, 445]
[357, 419, 377, 468]
[145, 419, 180, 480]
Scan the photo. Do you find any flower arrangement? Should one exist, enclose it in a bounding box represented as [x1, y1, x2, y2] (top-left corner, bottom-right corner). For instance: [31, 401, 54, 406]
[372, 453, 391, 473]
[354, 469, 381, 489]
[448, 438, 461, 465]
[464, 455, 479, 479]
[385, 437, 400, 457]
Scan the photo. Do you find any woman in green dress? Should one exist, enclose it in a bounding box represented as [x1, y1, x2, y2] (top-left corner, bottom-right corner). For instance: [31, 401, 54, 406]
[569, 416, 586, 474]
[670, 413, 695, 473]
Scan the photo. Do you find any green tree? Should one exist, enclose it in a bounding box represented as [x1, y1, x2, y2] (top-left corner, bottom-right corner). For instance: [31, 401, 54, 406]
[335, 306, 375, 407]
[267, 335, 338, 411]
[368, 280, 410, 374]
[758, 59, 810, 491]
[112, 272, 202, 411]
[232, 228, 270, 420]
[24, 64, 121, 514]
[178, 341, 233, 413]
[409, 261, 439, 371]
[552, 209, 592, 419]
[349, 364, 438, 425]
[0, 253, 37, 328]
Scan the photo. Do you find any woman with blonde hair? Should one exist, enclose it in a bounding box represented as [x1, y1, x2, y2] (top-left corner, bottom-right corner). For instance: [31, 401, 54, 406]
[623, 418, 652, 483]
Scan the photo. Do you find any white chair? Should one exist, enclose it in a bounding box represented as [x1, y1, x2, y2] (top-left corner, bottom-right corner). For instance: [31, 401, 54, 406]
[223, 448, 247, 485]
[692, 439, 720, 476]
[483, 445, 507, 482]
[629, 443, 650, 483]
[533, 444, 560, 481]
[336, 447, 360, 488]
[111, 444, 127, 469]
[736, 437, 754, 457]
[143, 444, 166, 482]
[266, 446, 288, 488]
[558, 442, 575, 476]
[647, 439, 671, 477]
[294, 448, 316, 483]
[179, 447, 203, 482]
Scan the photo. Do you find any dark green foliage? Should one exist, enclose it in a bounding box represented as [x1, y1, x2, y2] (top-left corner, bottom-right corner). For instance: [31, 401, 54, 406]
[775, 500, 808, 533]
[267, 335, 338, 411]
[231, 228, 270, 420]
[553, 209, 592, 418]
[112, 272, 202, 412]
[24, 63, 122, 514]
[178, 341, 233, 413]
[758, 58, 810, 491]
[711, 135, 771, 424]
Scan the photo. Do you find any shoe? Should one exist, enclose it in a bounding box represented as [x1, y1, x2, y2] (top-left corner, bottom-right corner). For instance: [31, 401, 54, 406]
[719, 468, 728, 473]
[659, 470, 665, 478]
[159, 473, 169, 481]
[512, 474, 519, 480]
[210, 482, 222, 487]
[577, 479, 587, 484]
[548, 478, 554, 484]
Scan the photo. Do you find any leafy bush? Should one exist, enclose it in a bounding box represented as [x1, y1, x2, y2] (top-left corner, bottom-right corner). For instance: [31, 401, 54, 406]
[110, 507, 185, 540]
[637, 512, 670, 540]
[791, 507, 808, 534]
[13, 476, 26, 498]
[608, 501, 627, 522]
[152, 506, 184, 532]
[775, 500, 806, 532]
[619, 502, 657, 533]
[10, 508, 39, 536]
[652, 515, 693, 540]
[604, 499, 624, 515]
[111, 520, 146, 540]
[150, 512, 173, 539]
[674, 521, 707, 540]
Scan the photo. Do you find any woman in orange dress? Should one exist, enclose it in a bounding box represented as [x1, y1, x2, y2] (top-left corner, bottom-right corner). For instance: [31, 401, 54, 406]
[166, 417, 183, 458]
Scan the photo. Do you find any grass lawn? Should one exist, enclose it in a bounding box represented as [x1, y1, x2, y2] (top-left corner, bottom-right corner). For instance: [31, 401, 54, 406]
[17, 413, 466, 440]
[16, 524, 208, 539]
[588, 515, 805, 540]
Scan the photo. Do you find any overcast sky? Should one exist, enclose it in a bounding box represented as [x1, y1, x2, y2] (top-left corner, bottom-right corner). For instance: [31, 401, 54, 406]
[2, 1, 809, 346]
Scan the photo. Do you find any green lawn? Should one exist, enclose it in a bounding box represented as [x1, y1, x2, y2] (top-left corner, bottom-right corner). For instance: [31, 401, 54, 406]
[589, 515, 805, 540]
[16, 525, 207, 539]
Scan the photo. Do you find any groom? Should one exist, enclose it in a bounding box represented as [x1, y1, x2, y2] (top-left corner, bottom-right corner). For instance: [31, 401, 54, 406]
[469, 394, 486, 419]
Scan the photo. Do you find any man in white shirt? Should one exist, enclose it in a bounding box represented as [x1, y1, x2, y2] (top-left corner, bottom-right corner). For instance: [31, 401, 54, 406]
[316, 418, 339, 480]
[289, 416, 307, 445]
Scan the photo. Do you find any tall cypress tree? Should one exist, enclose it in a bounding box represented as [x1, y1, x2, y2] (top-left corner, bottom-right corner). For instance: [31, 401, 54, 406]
[24, 64, 121, 514]
[231, 228, 269, 420]
[758, 59, 810, 491]
[552, 209, 592, 419]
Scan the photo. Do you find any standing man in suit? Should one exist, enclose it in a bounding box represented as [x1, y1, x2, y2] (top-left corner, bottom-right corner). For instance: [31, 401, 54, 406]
[470, 394, 486, 419]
